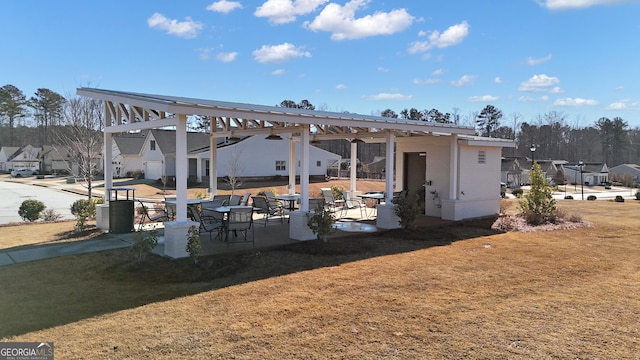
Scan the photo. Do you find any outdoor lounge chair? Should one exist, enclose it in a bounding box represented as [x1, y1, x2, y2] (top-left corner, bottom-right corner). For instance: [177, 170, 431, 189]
[251, 195, 284, 227]
[240, 192, 251, 206]
[228, 194, 242, 206]
[321, 188, 345, 216]
[137, 199, 169, 231]
[342, 190, 368, 219]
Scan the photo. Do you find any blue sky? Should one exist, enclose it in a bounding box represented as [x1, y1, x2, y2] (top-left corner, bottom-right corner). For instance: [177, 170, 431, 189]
[2, 0, 640, 128]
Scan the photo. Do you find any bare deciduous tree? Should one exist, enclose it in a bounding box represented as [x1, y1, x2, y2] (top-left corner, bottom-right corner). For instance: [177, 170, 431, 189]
[223, 144, 245, 195]
[56, 95, 104, 199]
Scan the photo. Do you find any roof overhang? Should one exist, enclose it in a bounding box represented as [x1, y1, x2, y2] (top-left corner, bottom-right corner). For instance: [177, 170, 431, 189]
[77, 88, 483, 141]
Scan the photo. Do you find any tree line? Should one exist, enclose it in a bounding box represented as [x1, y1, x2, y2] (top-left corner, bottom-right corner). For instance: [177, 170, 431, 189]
[2, 86, 638, 168]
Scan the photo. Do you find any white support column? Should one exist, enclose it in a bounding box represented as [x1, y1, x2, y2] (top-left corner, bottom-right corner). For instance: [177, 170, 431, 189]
[376, 131, 400, 229]
[350, 141, 357, 192]
[449, 134, 459, 200]
[384, 132, 395, 204]
[300, 125, 310, 211]
[289, 137, 296, 195]
[103, 131, 113, 199]
[209, 135, 217, 196]
[175, 115, 188, 222]
[97, 130, 113, 230]
[196, 157, 202, 183]
[290, 124, 315, 240]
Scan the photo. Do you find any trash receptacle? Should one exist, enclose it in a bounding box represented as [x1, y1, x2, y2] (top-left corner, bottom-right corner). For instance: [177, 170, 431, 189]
[109, 187, 135, 233]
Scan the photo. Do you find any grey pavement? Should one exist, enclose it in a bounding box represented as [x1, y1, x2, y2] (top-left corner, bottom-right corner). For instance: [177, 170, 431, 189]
[0, 234, 134, 266]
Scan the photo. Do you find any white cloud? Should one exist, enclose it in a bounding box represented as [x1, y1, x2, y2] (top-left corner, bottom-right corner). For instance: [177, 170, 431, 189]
[197, 48, 214, 60]
[494, 77, 503, 84]
[252, 43, 311, 63]
[450, 74, 476, 87]
[304, 0, 414, 40]
[526, 54, 553, 65]
[553, 97, 598, 106]
[468, 95, 499, 102]
[614, 86, 625, 91]
[607, 99, 640, 109]
[377, 66, 390, 72]
[432, 68, 445, 76]
[271, 69, 286, 75]
[147, 13, 204, 39]
[206, 0, 243, 14]
[413, 78, 440, 85]
[518, 74, 560, 92]
[550, 86, 564, 94]
[408, 21, 470, 54]
[364, 93, 413, 101]
[519, 95, 550, 102]
[255, 0, 328, 24]
[539, 0, 640, 10]
[216, 51, 239, 62]
[336, 84, 347, 89]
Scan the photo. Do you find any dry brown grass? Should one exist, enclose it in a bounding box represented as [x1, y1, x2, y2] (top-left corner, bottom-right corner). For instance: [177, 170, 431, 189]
[1, 198, 639, 359]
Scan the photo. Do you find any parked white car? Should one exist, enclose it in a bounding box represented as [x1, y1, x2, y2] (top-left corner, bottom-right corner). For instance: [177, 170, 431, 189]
[10, 168, 36, 177]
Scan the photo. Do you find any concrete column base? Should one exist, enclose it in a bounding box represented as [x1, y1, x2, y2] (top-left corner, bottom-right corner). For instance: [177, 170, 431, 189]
[164, 220, 200, 259]
[96, 204, 109, 230]
[376, 203, 400, 229]
[289, 210, 317, 241]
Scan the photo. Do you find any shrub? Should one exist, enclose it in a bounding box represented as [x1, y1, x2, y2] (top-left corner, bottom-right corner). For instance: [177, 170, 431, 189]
[393, 194, 419, 229]
[636, 191, 640, 200]
[587, 195, 597, 201]
[131, 228, 159, 262]
[615, 195, 625, 203]
[511, 188, 523, 198]
[18, 199, 46, 222]
[70, 198, 97, 231]
[564, 195, 574, 200]
[42, 208, 62, 222]
[307, 206, 336, 242]
[185, 225, 201, 265]
[330, 184, 344, 200]
[518, 163, 556, 225]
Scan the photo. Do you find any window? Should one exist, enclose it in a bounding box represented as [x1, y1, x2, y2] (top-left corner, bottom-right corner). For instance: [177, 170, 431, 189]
[275, 160, 286, 171]
[478, 150, 486, 164]
[150, 140, 156, 151]
[316, 160, 321, 167]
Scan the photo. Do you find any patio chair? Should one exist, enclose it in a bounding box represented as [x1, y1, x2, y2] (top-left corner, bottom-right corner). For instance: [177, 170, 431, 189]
[213, 194, 230, 205]
[251, 196, 284, 227]
[228, 194, 242, 206]
[200, 208, 225, 241]
[342, 191, 367, 219]
[240, 192, 251, 206]
[263, 191, 283, 209]
[320, 188, 345, 216]
[225, 207, 254, 245]
[137, 199, 169, 231]
[163, 195, 176, 221]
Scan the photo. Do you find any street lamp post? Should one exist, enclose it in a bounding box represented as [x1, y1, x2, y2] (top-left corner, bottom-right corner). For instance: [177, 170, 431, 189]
[579, 160, 584, 200]
[530, 144, 537, 166]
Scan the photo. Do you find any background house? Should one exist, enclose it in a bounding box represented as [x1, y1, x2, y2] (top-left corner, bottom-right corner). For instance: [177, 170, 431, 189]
[563, 163, 609, 185]
[194, 134, 341, 181]
[0, 145, 40, 172]
[609, 164, 640, 186]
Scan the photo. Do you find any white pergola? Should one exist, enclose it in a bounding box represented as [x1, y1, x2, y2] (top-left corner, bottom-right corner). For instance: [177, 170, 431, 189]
[78, 88, 484, 256]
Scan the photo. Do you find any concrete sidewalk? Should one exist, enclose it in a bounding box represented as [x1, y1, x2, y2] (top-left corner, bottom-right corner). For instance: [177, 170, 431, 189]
[0, 234, 134, 267]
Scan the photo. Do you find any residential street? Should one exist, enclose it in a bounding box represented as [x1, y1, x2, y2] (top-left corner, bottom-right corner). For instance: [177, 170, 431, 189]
[0, 176, 86, 224]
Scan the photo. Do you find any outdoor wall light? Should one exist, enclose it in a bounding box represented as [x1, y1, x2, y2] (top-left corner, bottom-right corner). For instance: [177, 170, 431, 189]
[265, 133, 283, 140]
